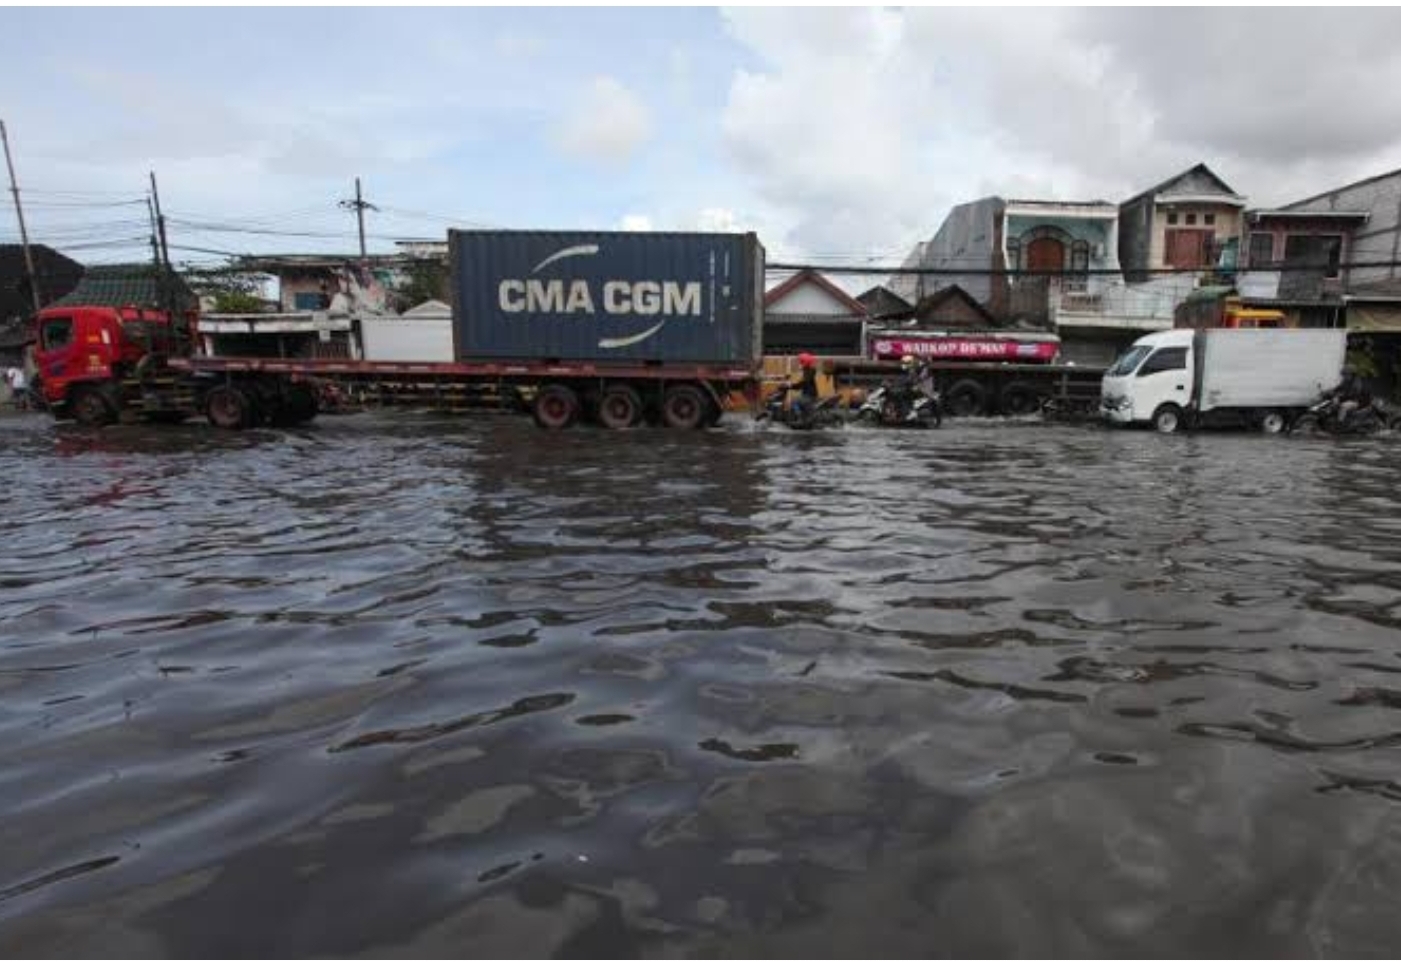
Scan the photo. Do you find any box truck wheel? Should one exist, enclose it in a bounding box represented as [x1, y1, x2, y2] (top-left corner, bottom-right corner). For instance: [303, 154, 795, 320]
[597, 384, 642, 429]
[71, 384, 118, 427]
[662, 384, 709, 429]
[945, 380, 987, 418]
[533, 383, 580, 429]
[206, 385, 253, 430]
[1258, 410, 1287, 435]
[1152, 403, 1183, 434]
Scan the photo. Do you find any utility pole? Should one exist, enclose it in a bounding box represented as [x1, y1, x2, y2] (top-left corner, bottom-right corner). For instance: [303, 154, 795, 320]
[339, 177, 376, 259]
[1, 120, 41, 312]
[148, 170, 185, 349]
[149, 170, 171, 271]
[146, 197, 162, 269]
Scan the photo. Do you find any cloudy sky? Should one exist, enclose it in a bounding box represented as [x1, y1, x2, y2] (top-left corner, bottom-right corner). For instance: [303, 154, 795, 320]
[4, 7, 1401, 268]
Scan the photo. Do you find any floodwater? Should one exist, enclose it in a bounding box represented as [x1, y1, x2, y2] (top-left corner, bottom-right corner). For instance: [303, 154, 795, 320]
[4, 410, 1401, 957]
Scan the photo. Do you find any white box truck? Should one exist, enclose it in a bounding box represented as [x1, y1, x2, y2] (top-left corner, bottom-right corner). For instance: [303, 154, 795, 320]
[1100, 328, 1346, 433]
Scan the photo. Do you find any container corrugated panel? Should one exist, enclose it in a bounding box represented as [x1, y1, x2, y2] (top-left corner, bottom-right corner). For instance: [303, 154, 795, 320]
[450, 230, 763, 364]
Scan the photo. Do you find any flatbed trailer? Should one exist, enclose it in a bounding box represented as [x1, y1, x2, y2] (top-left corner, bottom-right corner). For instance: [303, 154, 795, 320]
[169, 355, 760, 429]
[831, 358, 1106, 418]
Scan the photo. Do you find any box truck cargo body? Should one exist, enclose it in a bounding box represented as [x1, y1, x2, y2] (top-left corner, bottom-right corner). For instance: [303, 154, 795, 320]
[1101, 328, 1346, 433]
[450, 230, 764, 365]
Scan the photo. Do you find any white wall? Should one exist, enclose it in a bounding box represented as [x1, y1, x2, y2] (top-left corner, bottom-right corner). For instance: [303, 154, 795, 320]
[767, 280, 853, 315]
[360, 317, 454, 362]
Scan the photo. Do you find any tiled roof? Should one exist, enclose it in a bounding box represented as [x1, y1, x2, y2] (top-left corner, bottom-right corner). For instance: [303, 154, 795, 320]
[51, 264, 197, 311]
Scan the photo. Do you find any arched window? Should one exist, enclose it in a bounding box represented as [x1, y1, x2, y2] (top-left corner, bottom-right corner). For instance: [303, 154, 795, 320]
[1070, 239, 1090, 271]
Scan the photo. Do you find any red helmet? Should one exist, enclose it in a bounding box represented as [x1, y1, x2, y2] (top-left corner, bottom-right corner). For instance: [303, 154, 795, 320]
[797, 352, 817, 369]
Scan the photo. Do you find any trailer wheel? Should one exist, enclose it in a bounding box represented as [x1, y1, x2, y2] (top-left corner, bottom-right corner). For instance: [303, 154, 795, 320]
[596, 384, 643, 429]
[533, 383, 580, 429]
[661, 384, 709, 430]
[1259, 410, 1287, 435]
[1152, 403, 1183, 434]
[206, 385, 253, 430]
[71, 385, 118, 427]
[944, 380, 987, 418]
[999, 381, 1041, 417]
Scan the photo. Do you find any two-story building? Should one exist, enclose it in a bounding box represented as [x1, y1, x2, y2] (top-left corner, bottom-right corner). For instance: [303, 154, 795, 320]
[892, 196, 1177, 365]
[1118, 163, 1247, 281]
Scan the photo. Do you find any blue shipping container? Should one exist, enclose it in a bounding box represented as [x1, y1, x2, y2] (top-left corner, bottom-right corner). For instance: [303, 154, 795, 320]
[450, 230, 764, 364]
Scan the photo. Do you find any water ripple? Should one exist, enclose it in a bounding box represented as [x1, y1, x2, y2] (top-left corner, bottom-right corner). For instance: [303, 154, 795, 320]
[5, 413, 1401, 954]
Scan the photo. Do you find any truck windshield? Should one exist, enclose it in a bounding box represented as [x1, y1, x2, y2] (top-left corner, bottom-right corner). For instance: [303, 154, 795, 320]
[1105, 345, 1151, 377]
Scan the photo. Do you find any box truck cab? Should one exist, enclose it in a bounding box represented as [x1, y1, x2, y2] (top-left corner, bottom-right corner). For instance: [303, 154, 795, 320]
[1101, 327, 1346, 434]
[1101, 330, 1194, 432]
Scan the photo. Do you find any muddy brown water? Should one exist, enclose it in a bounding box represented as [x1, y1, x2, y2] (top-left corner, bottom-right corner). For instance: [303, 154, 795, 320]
[3, 411, 1401, 956]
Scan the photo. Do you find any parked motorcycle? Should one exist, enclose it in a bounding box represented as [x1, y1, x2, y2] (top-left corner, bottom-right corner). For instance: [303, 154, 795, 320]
[857, 367, 942, 428]
[758, 390, 843, 430]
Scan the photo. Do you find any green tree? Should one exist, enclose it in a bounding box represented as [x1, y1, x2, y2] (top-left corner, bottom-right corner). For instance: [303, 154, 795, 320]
[183, 265, 271, 312]
[210, 290, 266, 313]
[395, 258, 449, 309]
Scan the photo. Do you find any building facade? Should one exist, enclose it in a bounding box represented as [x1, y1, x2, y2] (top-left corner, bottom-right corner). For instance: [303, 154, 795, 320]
[1119, 163, 1246, 281]
[763, 268, 867, 356]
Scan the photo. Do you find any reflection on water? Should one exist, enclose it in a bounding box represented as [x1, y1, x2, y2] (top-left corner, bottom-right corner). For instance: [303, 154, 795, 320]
[4, 411, 1401, 954]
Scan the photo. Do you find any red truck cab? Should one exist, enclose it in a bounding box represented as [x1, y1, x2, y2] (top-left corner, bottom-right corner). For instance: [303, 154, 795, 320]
[32, 304, 185, 424]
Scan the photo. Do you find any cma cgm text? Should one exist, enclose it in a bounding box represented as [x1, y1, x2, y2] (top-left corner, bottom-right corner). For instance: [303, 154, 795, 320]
[498, 280, 703, 316]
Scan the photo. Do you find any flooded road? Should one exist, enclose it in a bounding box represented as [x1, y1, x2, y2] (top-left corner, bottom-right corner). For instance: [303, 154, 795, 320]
[4, 410, 1401, 956]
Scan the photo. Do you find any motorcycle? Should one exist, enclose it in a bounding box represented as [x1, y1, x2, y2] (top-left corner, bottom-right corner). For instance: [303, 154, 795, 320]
[1291, 393, 1393, 436]
[758, 389, 843, 430]
[857, 368, 942, 428]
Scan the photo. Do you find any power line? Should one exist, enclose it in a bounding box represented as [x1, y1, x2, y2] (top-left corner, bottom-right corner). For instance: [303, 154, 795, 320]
[768, 259, 1401, 276]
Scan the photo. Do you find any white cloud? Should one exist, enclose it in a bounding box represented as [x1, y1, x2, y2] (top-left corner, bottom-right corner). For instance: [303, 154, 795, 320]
[555, 76, 651, 167]
[718, 7, 1401, 255]
[619, 214, 653, 231]
[692, 208, 740, 233]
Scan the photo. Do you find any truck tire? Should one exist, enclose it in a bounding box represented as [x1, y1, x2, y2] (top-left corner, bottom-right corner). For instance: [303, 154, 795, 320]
[944, 380, 987, 418]
[206, 385, 254, 430]
[1258, 410, 1287, 435]
[999, 381, 1040, 417]
[533, 383, 580, 429]
[597, 384, 642, 429]
[71, 385, 118, 427]
[662, 384, 708, 430]
[1152, 403, 1183, 434]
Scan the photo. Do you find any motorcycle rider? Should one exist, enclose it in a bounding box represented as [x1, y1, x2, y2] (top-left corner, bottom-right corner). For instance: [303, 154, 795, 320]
[892, 354, 927, 423]
[785, 352, 820, 421]
[1333, 367, 1371, 427]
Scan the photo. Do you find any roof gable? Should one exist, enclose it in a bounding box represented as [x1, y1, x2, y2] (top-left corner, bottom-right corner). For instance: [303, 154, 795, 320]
[1124, 163, 1241, 206]
[911, 284, 998, 327]
[765, 268, 867, 316]
[856, 284, 914, 319]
